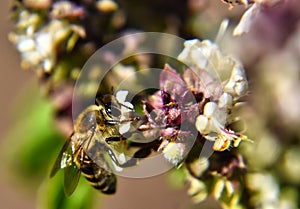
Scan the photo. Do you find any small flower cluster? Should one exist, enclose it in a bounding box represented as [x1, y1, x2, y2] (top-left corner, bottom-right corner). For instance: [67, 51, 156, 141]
[9, 0, 119, 79]
[9, 0, 122, 136]
[178, 39, 251, 152]
[140, 38, 252, 156]
[177, 39, 254, 207]
[141, 64, 201, 166]
[139, 38, 252, 207]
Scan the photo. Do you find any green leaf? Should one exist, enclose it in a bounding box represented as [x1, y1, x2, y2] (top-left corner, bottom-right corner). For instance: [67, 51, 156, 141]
[39, 171, 100, 209]
[166, 167, 186, 190]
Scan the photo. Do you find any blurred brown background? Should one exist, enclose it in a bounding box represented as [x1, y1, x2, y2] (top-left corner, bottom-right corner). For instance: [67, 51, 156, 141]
[0, 0, 36, 208]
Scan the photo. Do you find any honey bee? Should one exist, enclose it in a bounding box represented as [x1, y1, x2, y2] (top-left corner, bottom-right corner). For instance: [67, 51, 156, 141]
[50, 94, 140, 196]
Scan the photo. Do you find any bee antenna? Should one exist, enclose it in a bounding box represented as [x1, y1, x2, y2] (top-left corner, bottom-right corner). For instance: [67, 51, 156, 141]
[110, 86, 115, 95]
[95, 97, 105, 106]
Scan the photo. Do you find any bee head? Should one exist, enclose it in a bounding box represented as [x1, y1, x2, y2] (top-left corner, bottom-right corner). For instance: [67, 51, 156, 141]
[96, 95, 122, 120]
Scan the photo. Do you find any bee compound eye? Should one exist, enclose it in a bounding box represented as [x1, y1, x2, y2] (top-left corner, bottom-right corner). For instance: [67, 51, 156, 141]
[105, 103, 121, 118]
[105, 103, 112, 115]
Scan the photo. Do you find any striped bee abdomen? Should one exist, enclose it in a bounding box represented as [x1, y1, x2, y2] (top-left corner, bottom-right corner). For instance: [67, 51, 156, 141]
[75, 152, 117, 194]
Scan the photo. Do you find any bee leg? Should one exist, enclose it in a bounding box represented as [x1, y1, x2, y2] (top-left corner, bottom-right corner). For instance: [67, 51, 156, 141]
[123, 147, 153, 167]
[118, 158, 138, 167]
[105, 139, 160, 168]
[117, 146, 154, 167]
[132, 147, 152, 158]
[118, 139, 162, 167]
[105, 136, 123, 144]
[79, 148, 85, 166]
[104, 145, 140, 168]
[104, 146, 132, 167]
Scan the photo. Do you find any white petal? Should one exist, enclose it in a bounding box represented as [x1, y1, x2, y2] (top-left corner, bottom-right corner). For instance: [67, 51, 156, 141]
[163, 142, 185, 166]
[203, 102, 218, 117]
[218, 92, 233, 109]
[233, 3, 260, 36]
[17, 38, 35, 52]
[224, 63, 248, 96]
[119, 123, 130, 135]
[118, 153, 126, 164]
[195, 115, 210, 134]
[36, 33, 53, 56]
[116, 90, 128, 104]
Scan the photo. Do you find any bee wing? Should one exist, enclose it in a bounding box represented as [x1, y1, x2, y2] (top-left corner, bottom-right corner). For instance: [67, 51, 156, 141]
[64, 162, 81, 196]
[50, 136, 73, 178]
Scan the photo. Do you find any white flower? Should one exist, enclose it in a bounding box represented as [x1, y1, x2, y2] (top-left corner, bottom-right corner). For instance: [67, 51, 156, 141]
[224, 62, 248, 96]
[162, 142, 186, 166]
[196, 102, 227, 134]
[178, 38, 250, 152]
[178, 39, 248, 97]
[10, 5, 85, 73]
[246, 173, 279, 205]
[218, 92, 233, 109]
[115, 90, 135, 135]
[195, 102, 251, 151]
